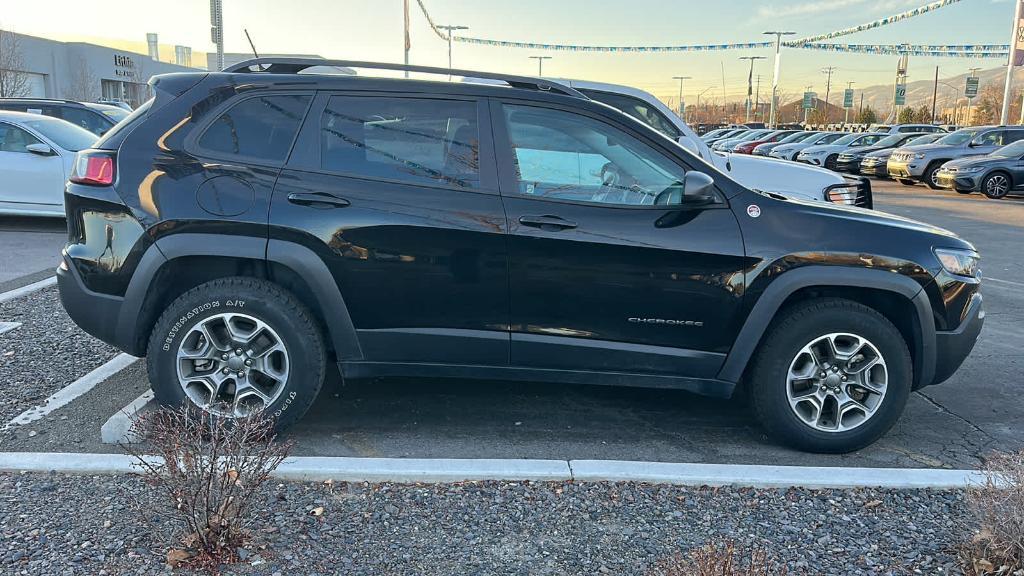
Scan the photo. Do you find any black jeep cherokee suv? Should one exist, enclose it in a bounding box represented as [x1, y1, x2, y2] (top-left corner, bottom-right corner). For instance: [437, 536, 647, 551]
[57, 59, 984, 453]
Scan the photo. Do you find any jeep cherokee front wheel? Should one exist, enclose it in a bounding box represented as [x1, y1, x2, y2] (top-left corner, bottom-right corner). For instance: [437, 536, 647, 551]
[748, 298, 912, 453]
[147, 277, 325, 429]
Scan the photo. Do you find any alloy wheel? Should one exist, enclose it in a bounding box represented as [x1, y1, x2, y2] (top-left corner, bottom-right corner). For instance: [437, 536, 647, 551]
[786, 333, 888, 433]
[175, 312, 290, 417]
[985, 174, 1009, 198]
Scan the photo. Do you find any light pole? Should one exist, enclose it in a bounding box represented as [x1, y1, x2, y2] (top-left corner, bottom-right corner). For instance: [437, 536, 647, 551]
[529, 56, 552, 77]
[438, 25, 469, 80]
[739, 56, 765, 123]
[967, 67, 981, 126]
[764, 31, 795, 129]
[939, 81, 962, 124]
[696, 86, 714, 124]
[672, 76, 691, 118]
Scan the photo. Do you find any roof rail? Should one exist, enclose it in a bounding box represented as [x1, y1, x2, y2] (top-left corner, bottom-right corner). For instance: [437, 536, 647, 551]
[222, 58, 587, 99]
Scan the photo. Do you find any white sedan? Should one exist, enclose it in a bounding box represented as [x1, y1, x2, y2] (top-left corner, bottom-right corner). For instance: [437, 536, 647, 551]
[0, 111, 97, 217]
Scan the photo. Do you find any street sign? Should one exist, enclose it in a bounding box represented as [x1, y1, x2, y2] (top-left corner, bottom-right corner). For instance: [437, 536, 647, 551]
[894, 84, 907, 106]
[802, 92, 816, 110]
[965, 76, 980, 99]
[843, 88, 854, 108]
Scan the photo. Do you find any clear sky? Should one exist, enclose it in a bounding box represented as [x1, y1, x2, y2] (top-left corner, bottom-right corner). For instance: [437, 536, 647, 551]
[0, 0, 1016, 105]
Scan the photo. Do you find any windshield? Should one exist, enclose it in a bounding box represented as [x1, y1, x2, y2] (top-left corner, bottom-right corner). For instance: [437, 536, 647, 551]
[832, 133, 867, 145]
[907, 134, 943, 145]
[738, 130, 770, 141]
[814, 133, 844, 144]
[702, 129, 729, 139]
[21, 117, 97, 152]
[781, 131, 817, 143]
[992, 140, 1024, 157]
[875, 134, 912, 147]
[99, 107, 129, 122]
[936, 129, 979, 145]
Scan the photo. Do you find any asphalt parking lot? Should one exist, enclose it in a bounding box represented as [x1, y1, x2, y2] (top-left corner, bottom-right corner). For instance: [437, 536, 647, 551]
[1, 180, 1021, 469]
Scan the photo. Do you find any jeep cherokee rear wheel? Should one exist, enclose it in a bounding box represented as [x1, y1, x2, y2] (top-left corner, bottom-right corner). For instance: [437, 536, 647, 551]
[923, 162, 944, 190]
[147, 277, 325, 429]
[748, 298, 911, 453]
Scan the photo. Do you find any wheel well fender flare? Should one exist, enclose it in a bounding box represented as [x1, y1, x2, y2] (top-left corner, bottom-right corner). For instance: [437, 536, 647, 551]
[117, 234, 362, 361]
[717, 265, 936, 386]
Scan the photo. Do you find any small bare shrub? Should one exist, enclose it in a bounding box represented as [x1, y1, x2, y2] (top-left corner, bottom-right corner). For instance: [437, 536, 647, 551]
[961, 451, 1024, 575]
[124, 406, 291, 570]
[651, 540, 786, 576]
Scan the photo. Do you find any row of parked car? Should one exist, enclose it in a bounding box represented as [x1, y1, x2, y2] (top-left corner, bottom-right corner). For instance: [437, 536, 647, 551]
[703, 123, 1024, 200]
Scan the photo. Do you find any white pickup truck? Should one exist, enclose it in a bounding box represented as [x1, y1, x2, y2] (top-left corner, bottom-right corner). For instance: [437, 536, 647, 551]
[555, 79, 871, 208]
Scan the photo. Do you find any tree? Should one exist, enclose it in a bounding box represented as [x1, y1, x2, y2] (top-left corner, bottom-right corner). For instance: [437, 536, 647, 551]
[0, 28, 30, 98]
[914, 104, 932, 124]
[63, 55, 99, 102]
[856, 106, 878, 125]
[897, 106, 916, 124]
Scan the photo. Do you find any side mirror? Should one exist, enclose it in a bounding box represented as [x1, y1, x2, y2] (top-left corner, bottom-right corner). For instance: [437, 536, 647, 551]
[683, 171, 716, 205]
[25, 143, 55, 156]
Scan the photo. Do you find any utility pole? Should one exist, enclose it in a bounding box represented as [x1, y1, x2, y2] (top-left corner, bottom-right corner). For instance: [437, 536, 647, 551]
[739, 56, 766, 123]
[529, 56, 551, 77]
[210, 0, 225, 71]
[844, 81, 855, 124]
[804, 84, 813, 124]
[438, 25, 469, 80]
[859, 93, 864, 120]
[764, 31, 796, 129]
[672, 76, 691, 118]
[1002, 0, 1023, 124]
[696, 86, 714, 125]
[755, 74, 762, 120]
[931, 66, 939, 124]
[821, 66, 836, 124]
[403, 0, 410, 78]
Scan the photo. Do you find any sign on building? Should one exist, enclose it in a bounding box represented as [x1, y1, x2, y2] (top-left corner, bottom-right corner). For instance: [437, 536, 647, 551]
[843, 88, 854, 108]
[965, 76, 980, 99]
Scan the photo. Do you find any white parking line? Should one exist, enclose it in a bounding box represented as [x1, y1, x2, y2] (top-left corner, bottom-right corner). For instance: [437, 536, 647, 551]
[0, 452, 989, 489]
[0, 276, 57, 304]
[0, 322, 21, 336]
[985, 276, 1024, 289]
[5, 353, 138, 429]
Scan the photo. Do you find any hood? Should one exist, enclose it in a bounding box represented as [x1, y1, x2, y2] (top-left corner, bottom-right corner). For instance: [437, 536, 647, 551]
[799, 144, 845, 155]
[943, 155, 1007, 169]
[842, 145, 890, 157]
[894, 143, 957, 155]
[774, 142, 814, 153]
[863, 147, 896, 159]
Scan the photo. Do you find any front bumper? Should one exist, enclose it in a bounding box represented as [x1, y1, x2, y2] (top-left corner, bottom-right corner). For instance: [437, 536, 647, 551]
[935, 170, 982, 192]
[859, 159, 888, 177]
[835, 156, 863, 174]
[931, 292, 985, 385]
[887, 158, 925, 179]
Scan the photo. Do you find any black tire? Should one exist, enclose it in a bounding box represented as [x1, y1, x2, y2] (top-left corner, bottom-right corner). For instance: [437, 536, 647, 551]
[748, 298, 912, 453]
[146, 277, 326, 430]
[981, 172, 1011, 199]
[922, 161, 944, 190]
[895, 178, 916, 186]
[824, 154, 839, 172]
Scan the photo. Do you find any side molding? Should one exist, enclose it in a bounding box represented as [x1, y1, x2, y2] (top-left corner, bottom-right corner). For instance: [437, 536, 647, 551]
[717, 266, 936, 387]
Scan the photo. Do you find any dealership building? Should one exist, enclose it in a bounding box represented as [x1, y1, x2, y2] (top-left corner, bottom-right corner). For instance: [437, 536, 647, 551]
[5, 31, 199, 107]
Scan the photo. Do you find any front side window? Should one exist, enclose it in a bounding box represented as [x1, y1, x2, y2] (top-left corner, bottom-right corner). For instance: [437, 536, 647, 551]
[972, 130, 1005, 147]
[319, 96, 480, 189]
[0, 123, 42, 153]
[502, 104, 690, 207]
[198, 94, 311, 162]
[580, 90, 681, 141]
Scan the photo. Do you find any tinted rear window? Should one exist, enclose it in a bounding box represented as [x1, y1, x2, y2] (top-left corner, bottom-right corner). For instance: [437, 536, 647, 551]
[318, 96, 480, 189]
[198, 94, 311, 162]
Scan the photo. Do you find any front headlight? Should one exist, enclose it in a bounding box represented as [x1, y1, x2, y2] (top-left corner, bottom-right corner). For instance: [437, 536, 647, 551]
[958, 166, 984, 173]
[934, 248, 980, 278]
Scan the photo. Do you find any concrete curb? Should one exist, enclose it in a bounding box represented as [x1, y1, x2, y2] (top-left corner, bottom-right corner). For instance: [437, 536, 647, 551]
[0, 452, 988, 489]
[100, 390, 155, 445]
[0, 276, 56, 304]
[569, 460, 988, 489]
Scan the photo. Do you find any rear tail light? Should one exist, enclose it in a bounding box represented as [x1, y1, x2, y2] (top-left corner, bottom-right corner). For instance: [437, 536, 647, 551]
[70, 151, 116, 186]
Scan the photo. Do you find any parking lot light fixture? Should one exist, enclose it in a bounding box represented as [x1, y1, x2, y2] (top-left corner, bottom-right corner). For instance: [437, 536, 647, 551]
[438, 25, 469, 80]
[672, 76, 691, 118]
[764, 31, 795, 129]
[529, 56, 552, 77]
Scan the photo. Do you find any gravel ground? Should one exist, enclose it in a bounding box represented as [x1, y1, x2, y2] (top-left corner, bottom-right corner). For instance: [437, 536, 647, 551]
[0, 472, 969, 575]
[0, 286, 118, 431]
